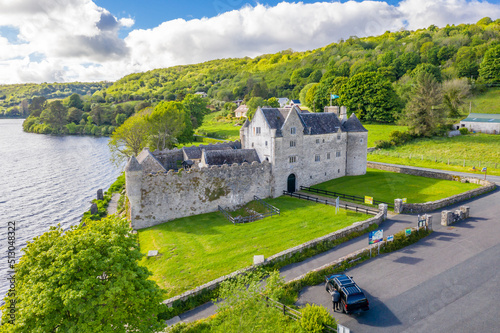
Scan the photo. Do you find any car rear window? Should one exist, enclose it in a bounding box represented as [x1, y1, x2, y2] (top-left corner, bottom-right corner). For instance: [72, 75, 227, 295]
[347, 293, 367, 304]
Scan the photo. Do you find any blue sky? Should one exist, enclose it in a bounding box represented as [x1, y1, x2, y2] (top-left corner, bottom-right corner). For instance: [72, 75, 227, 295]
[95, 0, 402, 33]
[1, 0, 499, 83]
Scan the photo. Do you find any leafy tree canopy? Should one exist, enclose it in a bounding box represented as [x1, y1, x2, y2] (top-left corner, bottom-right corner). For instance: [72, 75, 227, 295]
[0, 216, 165, 333]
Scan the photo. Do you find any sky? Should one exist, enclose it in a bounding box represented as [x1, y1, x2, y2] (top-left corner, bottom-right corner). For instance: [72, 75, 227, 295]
[0, 0, 499, 84]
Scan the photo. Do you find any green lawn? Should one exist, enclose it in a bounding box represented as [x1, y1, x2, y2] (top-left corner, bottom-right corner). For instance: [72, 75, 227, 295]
[195, 110, 243, 140]
[466, 87, 500, 114]
[363, 124, 408, 148]
[138, 196, 370, 297]
[312, 169, 481, 205]
[368, 133, 500, 175]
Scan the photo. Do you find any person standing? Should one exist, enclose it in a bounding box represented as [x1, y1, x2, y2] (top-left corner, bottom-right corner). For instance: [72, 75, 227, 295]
[332, 289, 340, 312]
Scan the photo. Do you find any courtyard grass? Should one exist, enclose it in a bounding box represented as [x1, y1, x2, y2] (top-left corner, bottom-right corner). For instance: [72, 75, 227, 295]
[137, 196, 370, 298]
[195, 110, 242, 140]
[363, 124, 408, 148]
[312, 168, 481, 205]
[368, 133, 500, 176]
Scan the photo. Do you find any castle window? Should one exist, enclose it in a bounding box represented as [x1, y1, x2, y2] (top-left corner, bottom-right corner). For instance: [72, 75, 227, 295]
[323, 139, 325, 143]
[337, 134, 341, 140]
[360, 138, 363, 143]
[289, 156, 297, 163]
[316, 139, 320, 144]
[315, 155, 320, 162]
[255, 127, 261, 135]
[252, 142, 254, 148]
[265, 141, 268, 146]
[336, 151, 341, 157]
[338, 169, 340, 173]
[291, 127, 296, 135]
[290, 140, 296, 147]
[327, 153, 331, 159]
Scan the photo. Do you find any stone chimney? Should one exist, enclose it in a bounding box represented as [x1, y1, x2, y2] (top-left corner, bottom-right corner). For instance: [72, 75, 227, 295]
[324, 106, 340, 115]
[340, 106, 348, 124]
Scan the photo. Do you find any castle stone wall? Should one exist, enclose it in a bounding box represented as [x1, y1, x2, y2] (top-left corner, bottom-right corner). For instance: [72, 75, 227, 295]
[129, 161, 273, 229]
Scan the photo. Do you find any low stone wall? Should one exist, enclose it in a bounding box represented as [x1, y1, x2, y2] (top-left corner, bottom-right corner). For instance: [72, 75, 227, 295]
[162, 206, 386, 307]
[367, 162, 496, 214]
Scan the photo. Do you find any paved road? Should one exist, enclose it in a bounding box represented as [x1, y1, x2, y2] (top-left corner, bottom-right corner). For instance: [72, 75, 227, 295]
[296, 187, 500, 332]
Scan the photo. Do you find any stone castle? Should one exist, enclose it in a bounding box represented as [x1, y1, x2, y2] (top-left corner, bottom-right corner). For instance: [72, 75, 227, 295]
[125, 105, 368, 229]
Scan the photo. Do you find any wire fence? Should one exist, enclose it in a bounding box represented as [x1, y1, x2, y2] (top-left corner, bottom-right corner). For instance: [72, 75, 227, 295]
[369, 150, 499, 171]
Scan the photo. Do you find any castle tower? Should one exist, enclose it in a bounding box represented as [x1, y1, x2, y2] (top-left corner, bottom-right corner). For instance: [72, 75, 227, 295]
[125, 156, 143, 226]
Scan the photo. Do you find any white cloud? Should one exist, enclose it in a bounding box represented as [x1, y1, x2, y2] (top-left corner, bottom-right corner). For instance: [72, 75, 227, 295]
[0, 0, 499, 84]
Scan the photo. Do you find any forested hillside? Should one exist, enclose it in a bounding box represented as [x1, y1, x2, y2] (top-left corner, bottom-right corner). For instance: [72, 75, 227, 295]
[12, 17, 500, 138]
[102, 17, 499, 116]
[0, 82, 110, 117]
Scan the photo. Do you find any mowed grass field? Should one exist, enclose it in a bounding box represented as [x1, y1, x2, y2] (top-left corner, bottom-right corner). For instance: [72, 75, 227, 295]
[363, 124, 408, 148]
[466, 87, 500, 114]
[369, 134, 500, 176]
[313, 168, 481, 205]
[138, 196, 370, 297]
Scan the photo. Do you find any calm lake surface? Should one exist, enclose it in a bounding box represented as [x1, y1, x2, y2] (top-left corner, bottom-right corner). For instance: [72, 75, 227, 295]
[0, 119, 122, 300]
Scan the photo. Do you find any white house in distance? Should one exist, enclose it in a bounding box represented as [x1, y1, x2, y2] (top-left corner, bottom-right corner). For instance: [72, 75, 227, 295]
[460, 113, 500, 134]
[234, 104, 249, 118]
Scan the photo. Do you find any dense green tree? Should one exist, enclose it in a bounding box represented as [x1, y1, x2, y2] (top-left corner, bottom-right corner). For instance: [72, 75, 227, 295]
[401, 72, 445, 136]
[67, 107, 83, 124]
[40, 100, 67, 133]
[478, 44, 500, 84]
[108, 113, 150, 162]
[182, 94, 209, 129]
[147, 101, 187, 151]
[265, 97, 280, 108]
[455, 46, 479, 78]
[442, 78, 471, 118]
[67, 93, 83, 109]
[28, 96, 47, 117]
[0, 217, 165, 332]
[411, 63, 442, 82]
[338, 72, 401, 122]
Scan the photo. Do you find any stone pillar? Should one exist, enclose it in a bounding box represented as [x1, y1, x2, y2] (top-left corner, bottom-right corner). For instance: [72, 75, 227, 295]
[425, 214, 433, 230]
[378, 203, 388, 220]
[97, 189, 104, 201]
[460, 206, 470, 219]
[394, 199, 403, 214]
[455, 209, 463, 220]
[90, 203, 98, 215]
[441, 211, 453, 226]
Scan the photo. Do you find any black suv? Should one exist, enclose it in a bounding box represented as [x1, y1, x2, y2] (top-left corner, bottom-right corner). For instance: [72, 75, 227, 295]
[325, 274, 369, 314]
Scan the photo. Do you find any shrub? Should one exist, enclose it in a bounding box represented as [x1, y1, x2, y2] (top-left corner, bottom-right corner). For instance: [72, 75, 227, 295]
[459, 127, 469, 135]
[300, 304, 336, 333]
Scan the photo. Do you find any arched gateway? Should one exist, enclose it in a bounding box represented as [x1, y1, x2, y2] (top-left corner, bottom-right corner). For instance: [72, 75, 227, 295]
[287, 174, 296, 193]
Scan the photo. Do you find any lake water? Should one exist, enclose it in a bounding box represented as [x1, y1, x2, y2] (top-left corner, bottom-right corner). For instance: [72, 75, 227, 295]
[0, 119, 122, 300]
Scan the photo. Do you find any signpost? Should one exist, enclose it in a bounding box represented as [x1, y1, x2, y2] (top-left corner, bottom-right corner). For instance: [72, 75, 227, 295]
[418, 215, 426, 230]
[369, 229, 384, 245]
[482, 167, 487, 180]
[387, 235, 394, 242]
[335, 197, 340, 214]
[405, 228, 412, 236]
[364, 196, 373, 205]
[402, 198, 407, 204]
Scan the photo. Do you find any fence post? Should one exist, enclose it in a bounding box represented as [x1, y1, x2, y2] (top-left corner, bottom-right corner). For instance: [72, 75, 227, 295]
[283, 304, 286, 315]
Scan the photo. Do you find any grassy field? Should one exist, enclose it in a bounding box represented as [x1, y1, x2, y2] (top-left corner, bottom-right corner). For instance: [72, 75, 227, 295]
[312, 168, 481, 204]
[368, 133, 500, 175]
[138, 196, 370, 297]
[466, 87, 500, 114]
[195, 110, 242, 140]
[363, 124, 408, 148]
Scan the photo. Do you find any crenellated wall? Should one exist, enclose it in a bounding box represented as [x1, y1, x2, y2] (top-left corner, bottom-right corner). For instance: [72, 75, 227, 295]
[128, 160, 273, 229]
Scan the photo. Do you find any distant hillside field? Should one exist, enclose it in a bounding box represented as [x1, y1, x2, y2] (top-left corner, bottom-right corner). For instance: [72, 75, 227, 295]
[467, 87, 500, 114]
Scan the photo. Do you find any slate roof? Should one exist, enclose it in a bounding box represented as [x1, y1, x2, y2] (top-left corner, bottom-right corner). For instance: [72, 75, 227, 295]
[259, 107, 366, 136]
[299, 112, 342, 134]
[203, 149, 260, 166]
[461, 113, 500, 123]
[182, 144, 235, 160]
[343, 113, 368, 132]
